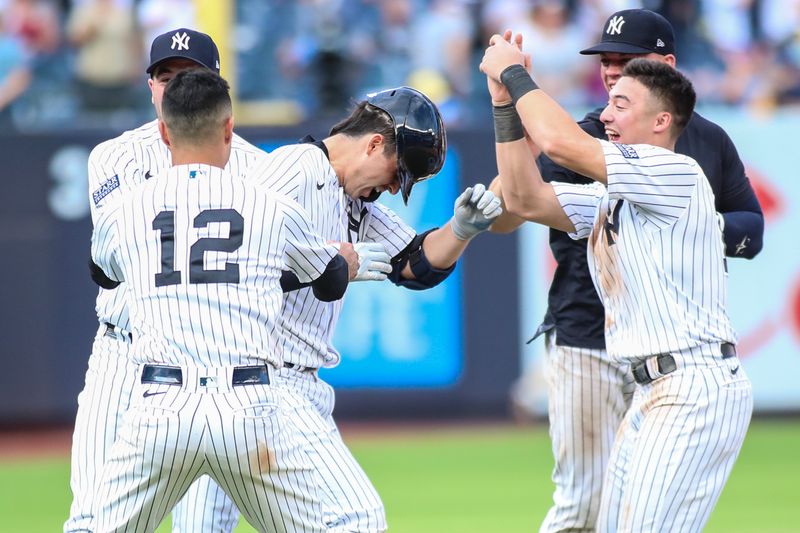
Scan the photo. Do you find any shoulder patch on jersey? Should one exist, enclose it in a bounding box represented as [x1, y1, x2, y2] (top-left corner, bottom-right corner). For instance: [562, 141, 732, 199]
[92, 175, 120, 205]
[614, 143, 639, 159]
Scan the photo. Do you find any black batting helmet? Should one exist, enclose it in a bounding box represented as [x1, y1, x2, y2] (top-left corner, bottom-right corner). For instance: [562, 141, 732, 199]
[366, 87, 446, 204]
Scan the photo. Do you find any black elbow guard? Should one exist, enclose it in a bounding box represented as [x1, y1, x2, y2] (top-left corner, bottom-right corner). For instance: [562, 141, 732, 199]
[388, 229, 456, 290]
[311, 254, 349, 302]
[280, 270, 307, 292]
[89, 258, 121, 290]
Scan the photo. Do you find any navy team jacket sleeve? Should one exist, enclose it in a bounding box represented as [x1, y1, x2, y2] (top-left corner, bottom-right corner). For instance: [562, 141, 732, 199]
[714, 126, 764, 258]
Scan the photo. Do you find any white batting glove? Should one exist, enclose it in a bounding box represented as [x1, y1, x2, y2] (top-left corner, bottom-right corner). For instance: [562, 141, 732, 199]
[352, 242, 393, 282]
[449, 183, 503, 241]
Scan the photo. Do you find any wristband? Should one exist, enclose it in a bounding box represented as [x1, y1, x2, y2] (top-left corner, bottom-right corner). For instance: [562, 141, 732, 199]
[492, 103, 524, 143]
[500, 64, 539, 105]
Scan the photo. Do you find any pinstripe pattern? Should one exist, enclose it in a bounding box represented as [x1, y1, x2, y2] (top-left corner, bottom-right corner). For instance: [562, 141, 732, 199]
[203, 143, 408, 531]
[90, 163, 338, 532]
[66, 120, 271, 533]
[95, 375, 330, 533]
[596, 355, 752, 532]
[247, 144, 415, 368]
[539, 333, 634, 533]
[549, 139, 752, 531]
[88, 121, 265, 333]
[92, 164, 338, 368]
[553, 140, 736, 362]
[65, 329, 138, 533]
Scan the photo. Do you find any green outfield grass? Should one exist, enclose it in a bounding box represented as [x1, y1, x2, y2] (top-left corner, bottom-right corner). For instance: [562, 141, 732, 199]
[0, 420, 797, 532]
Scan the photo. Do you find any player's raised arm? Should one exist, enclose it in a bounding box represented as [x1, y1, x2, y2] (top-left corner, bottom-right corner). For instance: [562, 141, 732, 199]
[481, 33, 607, 185]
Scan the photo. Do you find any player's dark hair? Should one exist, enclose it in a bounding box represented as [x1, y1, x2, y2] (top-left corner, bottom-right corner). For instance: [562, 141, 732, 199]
[161, 69, 232, 144]
[328, 101, 397, 157]
[622, 58, 695, 136]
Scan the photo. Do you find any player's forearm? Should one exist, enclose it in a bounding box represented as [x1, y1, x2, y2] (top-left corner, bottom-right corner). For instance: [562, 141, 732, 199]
[488, 176, 525, 233]
[512, 80, 607, 184]
[495, 139, 573, 232]
[401, 226, 467, 277]
[720, 210, 764, 259]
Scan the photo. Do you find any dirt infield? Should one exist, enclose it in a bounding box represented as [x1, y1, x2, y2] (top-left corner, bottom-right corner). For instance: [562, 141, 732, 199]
[0, 426, 73, 459]
[0, 419, 533, 460]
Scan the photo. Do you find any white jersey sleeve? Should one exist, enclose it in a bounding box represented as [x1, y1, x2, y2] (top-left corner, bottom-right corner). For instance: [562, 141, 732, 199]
[90, 201, 125, 282]
[277, 196, 340, 283]
[88, 139, 136, 223]
[551, 181, 606, 240]
[600, 139, 699, 231]
[348, 199, 416, 256]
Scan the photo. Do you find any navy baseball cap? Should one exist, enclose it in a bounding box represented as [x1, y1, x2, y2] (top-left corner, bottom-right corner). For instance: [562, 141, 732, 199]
[146, 28, 220, 75]
[580, 9, 675, 56]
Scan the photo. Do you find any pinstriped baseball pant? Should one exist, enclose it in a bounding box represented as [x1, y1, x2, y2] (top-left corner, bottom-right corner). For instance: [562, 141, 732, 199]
[65, 328, 138, 533]
[597, 356, 753, 532]
[65, 329, 240, 533]
[540, 334, 635, 533]
[175, 366, 387, 532]
[94, 365, 334, 533]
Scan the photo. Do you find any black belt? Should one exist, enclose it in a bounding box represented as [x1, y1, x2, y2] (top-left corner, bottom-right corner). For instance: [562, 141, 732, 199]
[104, 322, 133, 342]
[632, 342, 736, 385]
[141, 364, 271, 386]
[284, 362, 316, 374]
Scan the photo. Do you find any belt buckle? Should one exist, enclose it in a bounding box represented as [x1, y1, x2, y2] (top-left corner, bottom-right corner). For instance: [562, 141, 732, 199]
[633, 354, 676, 385]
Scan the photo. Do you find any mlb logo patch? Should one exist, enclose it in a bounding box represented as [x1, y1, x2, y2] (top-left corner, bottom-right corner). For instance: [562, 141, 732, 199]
[92, 175, 120, 205]
[615, 143, 639, 159]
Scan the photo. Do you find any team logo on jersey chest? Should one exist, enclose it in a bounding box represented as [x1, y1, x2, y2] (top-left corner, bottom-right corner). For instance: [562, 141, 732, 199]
[346, 203, 368, 244]
[92, 174, 120, 205]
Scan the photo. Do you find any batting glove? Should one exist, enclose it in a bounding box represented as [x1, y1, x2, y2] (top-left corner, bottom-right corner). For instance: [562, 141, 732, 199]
[352, 242, 393, 282]
[449, 184, 503, 241]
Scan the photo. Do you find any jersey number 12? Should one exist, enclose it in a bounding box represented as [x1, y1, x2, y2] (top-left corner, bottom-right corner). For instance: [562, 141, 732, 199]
[152, 208, 243, 287]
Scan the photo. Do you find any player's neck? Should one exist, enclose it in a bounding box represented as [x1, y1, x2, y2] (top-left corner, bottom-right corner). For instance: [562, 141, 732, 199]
[170, 147, 229, 169]
[321, 135, 348, 186]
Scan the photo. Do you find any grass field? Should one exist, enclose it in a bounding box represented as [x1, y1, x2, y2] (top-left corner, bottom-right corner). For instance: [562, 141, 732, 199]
[0, 420, 797, 532]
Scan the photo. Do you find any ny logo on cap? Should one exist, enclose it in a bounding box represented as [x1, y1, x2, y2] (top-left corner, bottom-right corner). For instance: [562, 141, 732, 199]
[606, 15, 625, 35]
[171, 31, 190, 51]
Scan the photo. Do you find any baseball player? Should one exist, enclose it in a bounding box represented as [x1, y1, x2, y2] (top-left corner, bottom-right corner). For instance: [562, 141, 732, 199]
[175, 86, 503, 531]
[90, 68, 351, 532]
[481, 35, 753, 533]
[65, 29, 268, 533]
[489, 10, 764, 532]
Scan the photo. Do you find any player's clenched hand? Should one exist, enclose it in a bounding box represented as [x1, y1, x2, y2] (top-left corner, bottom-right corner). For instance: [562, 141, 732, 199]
[352, 242, 392, 282]
[480, 32, 526, 83]
[336, 241, 359, 279]
[450, 184, 503, 241]
[487, 30, 528, 105]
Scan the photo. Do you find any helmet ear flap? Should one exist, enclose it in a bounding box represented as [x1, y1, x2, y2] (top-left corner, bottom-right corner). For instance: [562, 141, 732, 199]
[366, 86, 446, 203]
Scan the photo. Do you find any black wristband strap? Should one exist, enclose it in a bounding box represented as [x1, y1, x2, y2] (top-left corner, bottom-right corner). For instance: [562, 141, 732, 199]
[500, 64, 539, 105]
[492, 103, 524, 143]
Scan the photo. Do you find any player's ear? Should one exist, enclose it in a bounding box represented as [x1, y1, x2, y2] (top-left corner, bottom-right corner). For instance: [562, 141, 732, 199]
[654, 111, 672, 135]
[366, 134, 383, 155]
[158, 119, 171, 148]
[224, 116, 234, 144]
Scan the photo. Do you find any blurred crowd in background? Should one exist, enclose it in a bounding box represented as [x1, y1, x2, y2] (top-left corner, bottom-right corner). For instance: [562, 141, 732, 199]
[2, 0, 800, 132]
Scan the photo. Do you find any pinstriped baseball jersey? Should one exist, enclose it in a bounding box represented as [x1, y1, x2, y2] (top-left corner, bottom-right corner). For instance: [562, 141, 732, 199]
[552, 139, 737, 362]
[246, 143, 416, 369]
[88, 120, 265, 332]
[91, 163, 339, 368]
